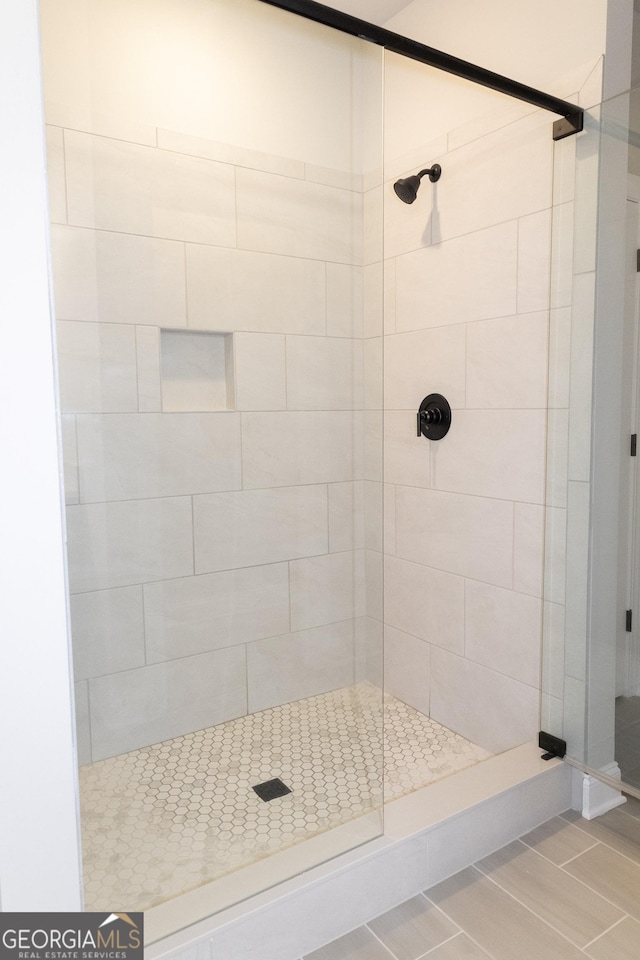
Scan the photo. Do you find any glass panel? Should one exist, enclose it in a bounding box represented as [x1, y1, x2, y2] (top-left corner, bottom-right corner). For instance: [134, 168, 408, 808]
[544, 71, 640, 797]
[40, 0, 384, 932]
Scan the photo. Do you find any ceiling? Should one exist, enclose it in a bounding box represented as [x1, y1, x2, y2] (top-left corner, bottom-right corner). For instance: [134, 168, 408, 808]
[319, 0, 414, 25]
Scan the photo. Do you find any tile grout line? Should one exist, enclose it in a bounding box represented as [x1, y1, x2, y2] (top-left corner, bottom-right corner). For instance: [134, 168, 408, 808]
[422, 893, 502, 960]
[470, 856, 618, 952]
[580, 914, 631, 951]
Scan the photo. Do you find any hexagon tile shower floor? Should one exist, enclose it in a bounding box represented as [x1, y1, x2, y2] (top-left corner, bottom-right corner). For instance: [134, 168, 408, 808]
[79, 684, 490, 911]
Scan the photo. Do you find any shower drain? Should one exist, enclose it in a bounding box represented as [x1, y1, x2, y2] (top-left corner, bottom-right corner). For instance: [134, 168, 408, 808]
[252, 778, 292, 802]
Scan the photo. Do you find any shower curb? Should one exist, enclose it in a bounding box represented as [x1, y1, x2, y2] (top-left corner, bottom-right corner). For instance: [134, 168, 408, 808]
[145, 742, 572, 960]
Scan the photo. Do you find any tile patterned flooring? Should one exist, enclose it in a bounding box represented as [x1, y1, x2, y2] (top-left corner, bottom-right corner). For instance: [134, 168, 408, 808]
[79, 684, 490, 911]
[303, 797, 640, 960]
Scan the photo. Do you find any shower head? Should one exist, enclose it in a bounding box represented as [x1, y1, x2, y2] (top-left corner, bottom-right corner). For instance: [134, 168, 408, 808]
[393, 164, 441, 203]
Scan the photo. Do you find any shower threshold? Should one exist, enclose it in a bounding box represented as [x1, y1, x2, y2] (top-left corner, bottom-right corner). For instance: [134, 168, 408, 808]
[79, 684, 489, 915]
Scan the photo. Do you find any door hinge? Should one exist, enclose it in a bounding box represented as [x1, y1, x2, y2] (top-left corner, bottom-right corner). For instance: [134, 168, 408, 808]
[539, 731, 566, 761]
[637, 249, 640, 272]
[627, 609, 633, 632]
[632, 434, 637, 457]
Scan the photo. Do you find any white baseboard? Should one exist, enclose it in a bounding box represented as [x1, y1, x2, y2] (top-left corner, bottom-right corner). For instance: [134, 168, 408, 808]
[572, 762, 627, 820]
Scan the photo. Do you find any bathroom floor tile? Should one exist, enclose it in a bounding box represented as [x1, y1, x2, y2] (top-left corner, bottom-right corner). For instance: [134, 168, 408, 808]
[79, 685, 490, 911]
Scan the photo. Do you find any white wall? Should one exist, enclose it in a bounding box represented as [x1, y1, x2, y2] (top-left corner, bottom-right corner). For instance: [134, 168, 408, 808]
[0, 0, 82, 910]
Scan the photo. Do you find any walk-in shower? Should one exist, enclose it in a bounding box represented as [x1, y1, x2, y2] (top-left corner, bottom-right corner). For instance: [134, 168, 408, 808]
[38, 0, 603, 945]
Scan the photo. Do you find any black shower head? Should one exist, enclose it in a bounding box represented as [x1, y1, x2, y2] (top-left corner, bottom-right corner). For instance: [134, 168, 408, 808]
[393, 164, 441, 203]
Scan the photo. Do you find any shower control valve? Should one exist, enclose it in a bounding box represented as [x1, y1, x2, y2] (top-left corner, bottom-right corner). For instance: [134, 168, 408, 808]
[416, 393, 452, 441]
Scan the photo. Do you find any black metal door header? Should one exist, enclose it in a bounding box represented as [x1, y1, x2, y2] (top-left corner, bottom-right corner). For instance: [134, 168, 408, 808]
[258, 0, 584, 140]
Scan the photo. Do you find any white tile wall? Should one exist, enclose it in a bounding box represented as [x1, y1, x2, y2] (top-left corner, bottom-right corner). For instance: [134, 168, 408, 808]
[234, 333, 286, 410]
[144, 564, 290, 662]
[434, 112, 553, 243]
[384, 325, 466, 409]
[74, 681, 92, 766]
[193, 486, 328, 572]
[513, 503, 545, 598]
[61, 415, 79, 505]
[466, 312, 548, 409]
[57, 321, 138, 413]
[236, 168, 360, 264]
[45, 125, 66, 224]
[383, 625, 431, 716]
[136, 325, 162, 412]
[247, 621, 355, 712]
[430, 648, 539, 753]
[89, 647, 247, 761]
[430, 409, 546, 504]
[464, 581, 542, 687]
[66, 497, 194, 593]
[185, 245, 326, 336]
[76, 413, 241, 502]
[328, 482, 365, 554]
[395, 487, 514, 588]
[384, 556, 464, 653]
[70, 586, 145, 681]
[241, 412, 356, 488]
[327, 264, 364, 338]
[65, 131, 236, 244]
[384, 411, 431, 488]
[286, 337, 362, 410]
[51, 225, 187, 326]
[517, 210, 552, 314]
[395, 221, 518, 333]
[290, 551, 364, 632]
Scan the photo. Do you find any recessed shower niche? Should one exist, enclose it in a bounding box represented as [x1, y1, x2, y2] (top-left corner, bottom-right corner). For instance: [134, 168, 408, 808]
[160, 329, 235, 412]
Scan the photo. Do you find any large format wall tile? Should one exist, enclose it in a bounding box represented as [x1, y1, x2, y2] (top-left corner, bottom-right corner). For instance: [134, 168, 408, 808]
[286, 337, 362, 410]
[434, 112, 553, 243]
[61, 415, 79, 505]
[56, 321, 138, 413]
[430, 649, 539, 753]
[234, 333, 286, 411]
[327, 263, 364, 338]
[395, 487, 514, 588]
[247, 621, 355, 712]
[464, 581, 542, 687]
[89, 647, 247, 760]
[384, 556, 464, 653]
[241, 412, 356, 488]
[186, 245, 326, 336]
[76, 413, 241, 502]
[290, 551, 364, 632]
[430, 410, 546, 504]
[66, 497, 193, 593]
[328, 481, 365, 553]
[51, 226, 187, 327]
[384, 411, 431, 488]
[193, 486, 328, 572]
[395, 221, 518, 333]
[384, 625, 430, 716]
[236, 167, 360, 264]
[517, 210, 552, 314]
[385, 325, 466, 410]
[65, 131, 236, 244]
[46, 125, 66, 224]
[70, 586, 145, 681]
[466, 312, 548, 409]
[144, 564, 290, 662]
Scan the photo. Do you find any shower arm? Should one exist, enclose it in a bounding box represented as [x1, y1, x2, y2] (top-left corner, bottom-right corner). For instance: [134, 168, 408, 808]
[258, 0, 583, 141]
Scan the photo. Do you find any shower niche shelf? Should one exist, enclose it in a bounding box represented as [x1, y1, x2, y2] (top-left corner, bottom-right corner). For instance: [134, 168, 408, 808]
[160, 329, 235, 412]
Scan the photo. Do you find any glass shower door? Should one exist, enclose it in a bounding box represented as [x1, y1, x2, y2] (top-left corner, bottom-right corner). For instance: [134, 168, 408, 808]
[41, 0, 384, 928]
[542, 74, 640, 799]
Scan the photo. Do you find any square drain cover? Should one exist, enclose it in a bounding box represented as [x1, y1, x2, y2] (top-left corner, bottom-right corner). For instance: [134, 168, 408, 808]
[252, 778, 292, 802]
